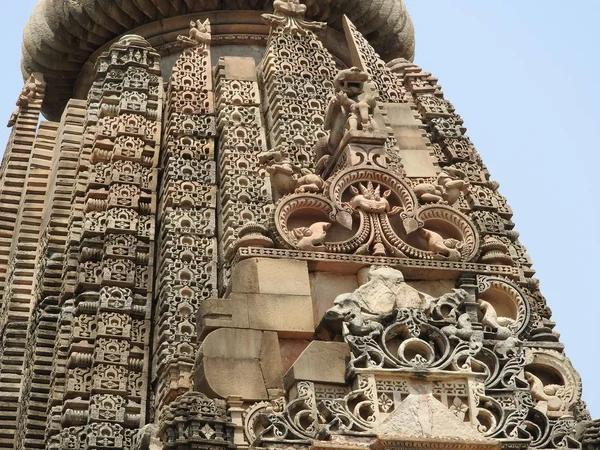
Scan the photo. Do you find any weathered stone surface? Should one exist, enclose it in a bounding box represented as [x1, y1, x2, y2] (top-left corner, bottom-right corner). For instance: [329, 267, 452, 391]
[231, 257, 311, 296]
[310, 272, 359, 326]
[0, 2, 592, 449]
[195, 328, 284, 401]
[198, 292, 315, 338]
[283, 341, 350, 389]
[374, 393, 497, 444]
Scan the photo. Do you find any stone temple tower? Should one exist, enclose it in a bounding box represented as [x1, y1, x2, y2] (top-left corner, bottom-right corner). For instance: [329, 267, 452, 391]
[0, 1, 597, 450]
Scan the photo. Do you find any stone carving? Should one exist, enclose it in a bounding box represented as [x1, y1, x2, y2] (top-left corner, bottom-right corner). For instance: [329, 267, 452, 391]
[256, 381, 318, 444]
[272, 163, 479, 260]
[291, 222, 330, 252]
[7, 73, 43, 127]
[158, 392, 235, 450]
[262, 0, 327, 35]
[0, 2, 592, 450]
[321, 267, 481, 373]
[414, 167, 470, 206]
[259, 148, 324, 200]
[408, 226, 463, 261]
[323, 67, 379, 158]
[178, 19, 211, 47]
[524, 349, 582, 419]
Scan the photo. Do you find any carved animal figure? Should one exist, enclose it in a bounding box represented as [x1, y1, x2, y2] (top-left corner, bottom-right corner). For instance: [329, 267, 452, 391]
[494, 336, 521, 359]
[346, 182, 401, 215]
[438, 168, 469, 206]
[441, 312, 474, 341]
[413, 182, 445, 204]
[343, 307, 384, 337]
[428, 288, 469, 321]
[178, 19, 211, 47]
[324, 267, 435, 328]
[413, 168, 469, 206]
[292, 222, 330, 252]
[410, 227, 462, 261]
[478, 299, 514, 339]
[259, 150, 324, 199]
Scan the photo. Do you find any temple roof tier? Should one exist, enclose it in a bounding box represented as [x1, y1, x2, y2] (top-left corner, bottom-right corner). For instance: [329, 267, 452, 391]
[21, 0, 415, 120]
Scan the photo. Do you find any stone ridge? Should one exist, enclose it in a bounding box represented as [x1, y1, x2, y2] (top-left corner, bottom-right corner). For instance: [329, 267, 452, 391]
[21, 0, 415, 120]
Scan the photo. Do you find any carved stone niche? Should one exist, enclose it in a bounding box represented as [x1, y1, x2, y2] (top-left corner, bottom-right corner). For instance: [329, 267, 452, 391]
[523, 349, 582, 420]
[476, 276, 531, 339]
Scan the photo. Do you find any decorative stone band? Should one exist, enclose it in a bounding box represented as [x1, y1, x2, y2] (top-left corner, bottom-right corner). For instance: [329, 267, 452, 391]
[234, 247, 524, 280]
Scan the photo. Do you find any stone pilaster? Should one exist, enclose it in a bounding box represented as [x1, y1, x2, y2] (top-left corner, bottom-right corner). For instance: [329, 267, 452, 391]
[54, 35, 163, 450]
[0, 116, 58, 449]
[215, 56, 272, 292]
[154, 22, 217, 416]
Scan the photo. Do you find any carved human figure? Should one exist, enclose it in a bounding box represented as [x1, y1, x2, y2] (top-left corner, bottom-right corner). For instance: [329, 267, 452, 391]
[177, 19, 211, 47]
[344, 94, 379, 133]
[525, 371, 566, 415]
[18, 76, 38, 106]
[273, 0, 307, 16]
[258, 149, 324, 200]
[7, 73, 42, 127]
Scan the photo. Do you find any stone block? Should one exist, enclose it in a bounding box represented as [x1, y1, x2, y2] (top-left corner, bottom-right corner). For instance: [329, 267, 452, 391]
[407, 280, 455, 298]
[198, 292, 315, 339]
[284, 341, 350, 389]
[223, 56, 258, 81]
[195, 328, 283, 401]
[279, 339, 311, 374]
[384, 102, 421, 125]
[197, 297, 249, 335]
[243, 293, 314, 338]
[398, 149, 438, 177]
[231, 257, 311, 296]
[310, 272, 358, 327]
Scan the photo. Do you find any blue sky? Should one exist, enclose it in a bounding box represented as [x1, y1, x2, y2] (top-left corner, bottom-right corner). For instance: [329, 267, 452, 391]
[0, 1, 598, 417]
[405, 0, 600, 416]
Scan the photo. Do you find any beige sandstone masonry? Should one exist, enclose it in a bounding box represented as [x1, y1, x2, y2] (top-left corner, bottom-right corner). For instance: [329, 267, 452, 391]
[0, 1, 593, 450]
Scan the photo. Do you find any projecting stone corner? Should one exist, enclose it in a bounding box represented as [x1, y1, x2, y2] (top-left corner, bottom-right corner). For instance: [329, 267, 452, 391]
[194, 328, 284, 401]
[195, 257, 319, 401]
[197, 258, 315, 339]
